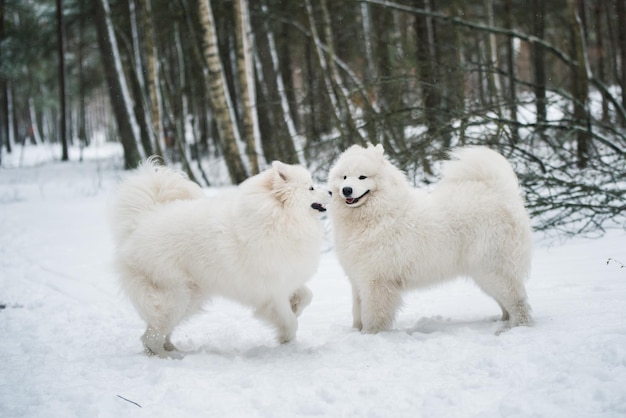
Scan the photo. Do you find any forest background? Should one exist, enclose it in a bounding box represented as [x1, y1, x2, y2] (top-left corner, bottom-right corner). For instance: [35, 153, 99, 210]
[0, 0, 624, 236]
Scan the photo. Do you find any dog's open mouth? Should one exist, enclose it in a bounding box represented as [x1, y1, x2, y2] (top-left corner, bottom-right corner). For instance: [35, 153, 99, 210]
[345, 190, 370, 205]
[311, 203, 327, 212]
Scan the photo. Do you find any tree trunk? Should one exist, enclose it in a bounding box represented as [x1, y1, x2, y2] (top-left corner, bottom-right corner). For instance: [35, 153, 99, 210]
[127, 50, 154, 158]
[0, 0, 7, 163]
[77, 0, 88, 155]
[252, 45, 277, 162]
[503, 0, 519, 143]
[359, 2, 382, 145]
[260, 0, 300, 163]
[94, 0, 141, 169]
[360, 2, 377, 83]
[172, 20, 199, 183]
[451, 0, 467, 145]
[27, 97, 43, 145]
[373, 9, 393, 149]
[415, 0, 446, 149]
[568, 0, 591, 169]
[138, 0, 163, 157]
[233, 0, 261, 174]
[56, 0, 69, 161]
[531, 0, 547, 140]
[128, 0, 153, 156]
[0, 78, 6, 164]
[6, 84, 14, 154]
[320, 0, 367, 146]
[305, 0, 365, 147]
[484, 0, 501, 111]
[593, 1, 609, 122]
[198, 0, 248, 184]
[616, 0, 626, 124]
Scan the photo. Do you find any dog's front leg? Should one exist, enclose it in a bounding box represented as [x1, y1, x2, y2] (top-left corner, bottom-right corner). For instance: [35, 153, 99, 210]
[351, 282, 363, 331]
[290, 286, 313, 317]
[359, 278, 401, 334]
[256, 298, 298, 343]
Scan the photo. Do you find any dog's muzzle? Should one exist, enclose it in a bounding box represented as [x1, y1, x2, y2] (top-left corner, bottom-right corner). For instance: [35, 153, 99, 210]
[342, 189, 370, 205]
[311, 203, 327, 212]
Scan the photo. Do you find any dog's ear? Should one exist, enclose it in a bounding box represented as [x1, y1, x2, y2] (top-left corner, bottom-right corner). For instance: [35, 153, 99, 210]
[269, 161, 292, 205]
[346, 144, 363, 153]
[272, 161, 290, 182]
[374, 143, 384, 154]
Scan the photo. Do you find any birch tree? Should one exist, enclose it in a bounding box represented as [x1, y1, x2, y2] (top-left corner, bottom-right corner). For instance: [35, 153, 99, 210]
[234, 0, 261, 174]
[198, 0, 248, 183]
[128, 0, 153, 156]
[137, 0, 163, 157]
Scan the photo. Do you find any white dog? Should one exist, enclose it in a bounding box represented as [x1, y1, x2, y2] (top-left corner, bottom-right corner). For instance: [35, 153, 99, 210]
[328, 144, 533, 334]
[110, 159, 329, 357]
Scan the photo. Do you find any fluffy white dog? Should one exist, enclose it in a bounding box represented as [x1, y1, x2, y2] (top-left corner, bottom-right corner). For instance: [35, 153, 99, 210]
[328, 144, 533, 334]
[110, 159, 329, 357]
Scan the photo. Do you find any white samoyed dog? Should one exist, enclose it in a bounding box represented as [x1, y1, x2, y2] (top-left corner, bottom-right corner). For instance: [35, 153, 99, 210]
[328, 144, 533, 334]
[110, 159, 330, 357]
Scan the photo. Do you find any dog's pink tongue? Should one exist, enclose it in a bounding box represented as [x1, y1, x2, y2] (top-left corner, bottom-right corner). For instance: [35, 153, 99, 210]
[346, 198, 355, 204]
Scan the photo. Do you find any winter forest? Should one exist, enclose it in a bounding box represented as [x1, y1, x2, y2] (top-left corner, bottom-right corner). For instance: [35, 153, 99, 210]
[1, 0, 625, 236]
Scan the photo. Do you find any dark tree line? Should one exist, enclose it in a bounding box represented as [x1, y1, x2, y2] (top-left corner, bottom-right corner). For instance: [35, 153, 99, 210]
[0, 0, 625, 235]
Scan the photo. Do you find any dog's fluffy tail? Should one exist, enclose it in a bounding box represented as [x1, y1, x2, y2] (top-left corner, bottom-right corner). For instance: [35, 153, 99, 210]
[440, 146, 521, 193]
[110, 157, 204, 245]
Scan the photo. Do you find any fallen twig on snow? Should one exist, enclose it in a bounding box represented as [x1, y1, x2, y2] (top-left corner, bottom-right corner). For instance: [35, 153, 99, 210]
[117, 395, 142, 408]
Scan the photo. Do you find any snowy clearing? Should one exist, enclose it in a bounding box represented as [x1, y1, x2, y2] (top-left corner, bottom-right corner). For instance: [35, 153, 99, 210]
[1, 146, 625, 417]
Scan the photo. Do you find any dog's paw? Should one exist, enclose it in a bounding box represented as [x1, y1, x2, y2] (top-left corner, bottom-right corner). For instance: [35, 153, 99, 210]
[278, 333, 295, 344]
[361, 326, 383, 334]
[277, 323, 297, 344]
[144, 345, 185, 359]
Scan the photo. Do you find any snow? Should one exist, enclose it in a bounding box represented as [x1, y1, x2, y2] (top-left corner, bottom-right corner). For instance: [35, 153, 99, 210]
[1, 145, 625, 417]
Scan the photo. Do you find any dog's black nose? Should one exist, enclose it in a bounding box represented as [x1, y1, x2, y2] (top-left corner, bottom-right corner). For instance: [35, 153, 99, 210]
[342, 187, 353, 197]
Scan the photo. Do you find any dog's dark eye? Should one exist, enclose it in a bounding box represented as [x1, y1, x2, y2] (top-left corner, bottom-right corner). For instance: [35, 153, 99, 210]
[343, 176, 347, 180]
[309, 186, 314, 191]
[359, 175, 367, 180]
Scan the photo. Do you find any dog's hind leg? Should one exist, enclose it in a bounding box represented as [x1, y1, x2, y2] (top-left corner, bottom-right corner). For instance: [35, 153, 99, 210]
[134, 280, 192, 358]
[474, 273, 532, 333]
[497, 301, 510, 321]
[163, 334, 178, 352]
[359, 279, 402, 334]
[142, 326, 175, 356]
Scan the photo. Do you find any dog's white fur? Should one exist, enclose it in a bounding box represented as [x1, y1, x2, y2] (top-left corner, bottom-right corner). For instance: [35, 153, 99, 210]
[328, 144, 533, 334]
[110, 159, 329, 357]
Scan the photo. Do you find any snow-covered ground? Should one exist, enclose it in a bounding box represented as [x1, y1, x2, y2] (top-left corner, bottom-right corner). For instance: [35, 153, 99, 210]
[1, 145, 625, 417]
